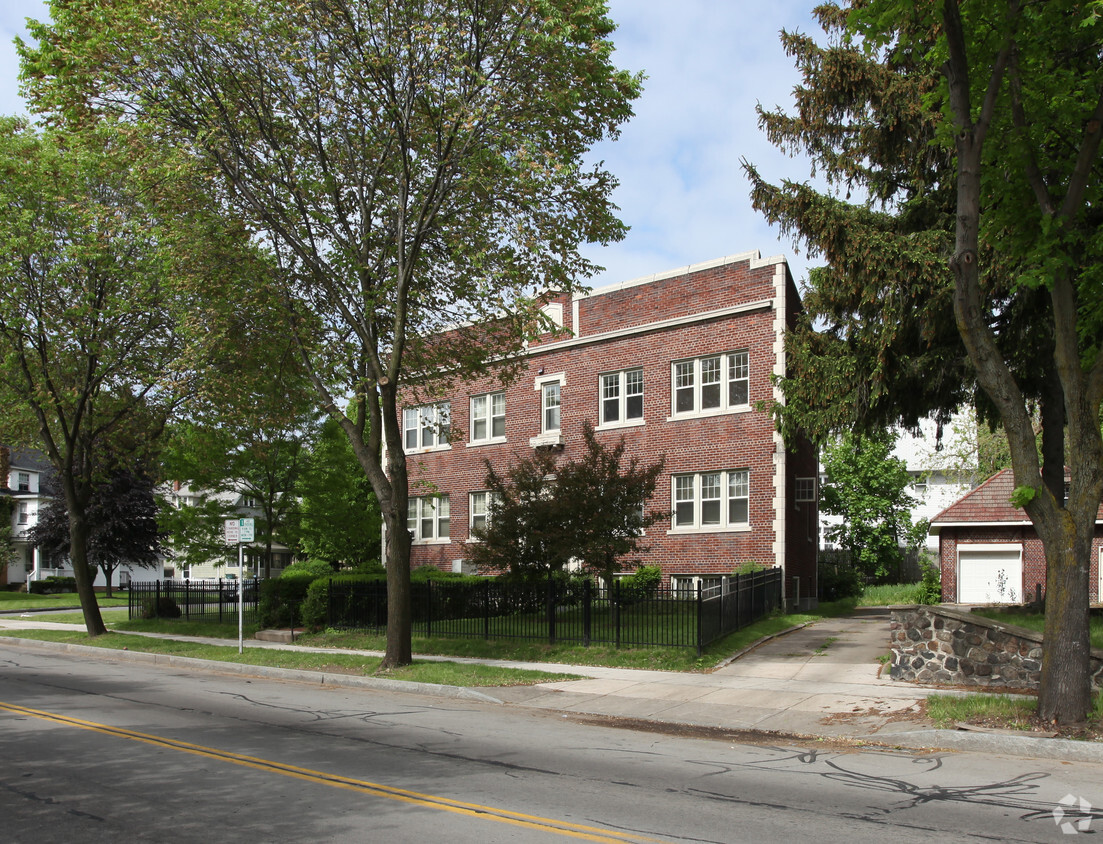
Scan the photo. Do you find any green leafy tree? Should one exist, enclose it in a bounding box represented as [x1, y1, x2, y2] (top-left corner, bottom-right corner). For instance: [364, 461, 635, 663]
[0, 119, 197, 635]
[744, 1, 1103, 723]
[468, 423, 666, 586]
[23, 0, 641, 667]
[820, 431, 927, 582]
[290, 417, 382, 570]
[28, 465, 164, 597]
[0, 496, 14, 577]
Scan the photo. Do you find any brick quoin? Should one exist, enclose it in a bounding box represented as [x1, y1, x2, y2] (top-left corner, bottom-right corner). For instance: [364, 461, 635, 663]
[399, 251, 819, 608]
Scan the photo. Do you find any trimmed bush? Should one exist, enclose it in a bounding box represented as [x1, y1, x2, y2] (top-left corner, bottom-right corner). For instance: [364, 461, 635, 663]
[257, 560, 338, 628]
[141, 596, 181, 619]
[28, 576, 78, 595]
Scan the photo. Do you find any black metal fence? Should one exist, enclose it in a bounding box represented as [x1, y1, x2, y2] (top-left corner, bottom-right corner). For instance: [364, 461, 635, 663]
[128, 579, 260, 623]
[327, 568, 783, 655]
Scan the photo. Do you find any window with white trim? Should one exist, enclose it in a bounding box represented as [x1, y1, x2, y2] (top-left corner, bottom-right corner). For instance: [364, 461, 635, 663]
[403, 402, 451, 452]
[17, 472, 30, 492]
[469, 490, 501, 536]
[671, 351, 750, 416]
[17, 502, 30, 525]
[671, 470, 750, 531]
[795, 477, 817, 502]
[670, 574, 723, 599]
[600, 368, 644, 426]
[542, 382, 561, 433]
[407, 495, 450, 542]
[470, 392, 506, 443]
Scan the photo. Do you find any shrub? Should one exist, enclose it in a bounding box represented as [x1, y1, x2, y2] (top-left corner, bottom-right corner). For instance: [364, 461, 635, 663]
[300, 573, 385, 631]
[257, 560, 346, 628]
[28, 576, 77, 594]
[141, 596, 181, 619]
[916, 555, 942, 605]
[733, 561, 769, 576]
[819, 564, 864, 601]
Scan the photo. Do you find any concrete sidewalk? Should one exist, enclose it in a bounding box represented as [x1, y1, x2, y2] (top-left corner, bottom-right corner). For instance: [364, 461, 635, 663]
[2, 607, 1100, 763]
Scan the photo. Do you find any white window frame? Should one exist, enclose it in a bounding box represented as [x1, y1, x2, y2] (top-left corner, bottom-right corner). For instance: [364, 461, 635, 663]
[469, 392, 506, 445]
[598, 368, 644, 429]
[408, 495, 450, 543]
[403, 402, 451, 454]
[669, 470, 750, 533]
[795, 477, 817, 502]
[670, 574, 724, 599]
[670, 351, 750, 419]
[16, 471, 30, 492]
[468, 490, 501, 538]
[542, 381, 561, 433]
[17, 501, 30, 525]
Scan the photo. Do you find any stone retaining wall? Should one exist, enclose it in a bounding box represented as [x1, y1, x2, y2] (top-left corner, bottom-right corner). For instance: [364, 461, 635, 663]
[889, 605, 1103, 689]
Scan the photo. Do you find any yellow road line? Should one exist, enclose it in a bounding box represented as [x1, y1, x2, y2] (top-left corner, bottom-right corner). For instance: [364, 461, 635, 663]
[0, 701, 668, 843]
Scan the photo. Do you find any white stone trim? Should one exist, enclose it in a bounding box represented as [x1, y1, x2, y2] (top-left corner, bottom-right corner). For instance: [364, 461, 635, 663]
[771, 261, 787, 599]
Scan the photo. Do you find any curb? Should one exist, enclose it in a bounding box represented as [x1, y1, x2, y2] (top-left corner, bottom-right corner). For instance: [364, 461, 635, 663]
[0, 636, 503, 704]
[864, 728, 1103, 764]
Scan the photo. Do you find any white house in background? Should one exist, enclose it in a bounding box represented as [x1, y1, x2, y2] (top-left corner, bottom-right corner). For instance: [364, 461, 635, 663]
[820, 414, 978, 554]
[0, 445, 163, 589]
[166, 482, 292, 581]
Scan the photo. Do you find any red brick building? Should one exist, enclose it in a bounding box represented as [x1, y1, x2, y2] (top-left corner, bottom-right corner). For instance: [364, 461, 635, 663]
[401, 251, 819, 607]
[930, 468, 1103, 604]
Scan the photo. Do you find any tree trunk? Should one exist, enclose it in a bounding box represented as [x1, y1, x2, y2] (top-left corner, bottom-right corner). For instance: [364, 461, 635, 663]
[1035, 513, 1092, 723]
[68, 506, 107, 636]
[102, 564, 113, 599]
[380, 509, 413, 669]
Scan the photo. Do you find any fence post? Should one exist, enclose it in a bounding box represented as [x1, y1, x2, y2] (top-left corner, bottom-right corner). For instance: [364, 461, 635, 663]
[426, 578, 433, 638]
[483, 578, 490, 640]
[326, 578, 333, 628]
[546, 571, 556, 645]
[695, 581, 703, 657]
[154, 580, 161, 619]
[614, 578, 621, 649]
[583, 578, 591, 647]
[184, 578, 190, 621]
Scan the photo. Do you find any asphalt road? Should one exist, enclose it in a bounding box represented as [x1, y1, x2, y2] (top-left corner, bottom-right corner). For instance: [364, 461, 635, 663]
[1, 643, 1100, 843]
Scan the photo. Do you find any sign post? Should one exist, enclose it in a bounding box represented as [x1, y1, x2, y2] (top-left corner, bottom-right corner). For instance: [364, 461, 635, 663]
[224, 518, 255, 654]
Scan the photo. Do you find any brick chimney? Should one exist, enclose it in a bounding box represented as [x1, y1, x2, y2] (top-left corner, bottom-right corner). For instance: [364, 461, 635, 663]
[0, 445, 9, 492]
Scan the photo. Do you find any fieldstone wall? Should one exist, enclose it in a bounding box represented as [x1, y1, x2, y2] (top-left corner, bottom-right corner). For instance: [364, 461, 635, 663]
[889, 605, 1103, 690]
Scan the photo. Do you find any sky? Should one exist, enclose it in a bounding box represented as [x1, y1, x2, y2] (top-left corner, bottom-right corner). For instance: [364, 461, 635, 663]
[0, 1, 824, 289]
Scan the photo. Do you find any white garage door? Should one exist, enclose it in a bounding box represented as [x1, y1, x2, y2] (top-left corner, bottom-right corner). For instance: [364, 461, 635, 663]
[957, 546, 1023, 603]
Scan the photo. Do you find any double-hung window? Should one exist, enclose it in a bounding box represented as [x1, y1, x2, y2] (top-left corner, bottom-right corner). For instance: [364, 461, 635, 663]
[671, 470, 750, 531]
[403, 402, 451, 452]
[671, 351, 750, 417]
[408, 496, 450, 542]
[542, 382, 561, 432]
[600, 369, 644, 426]
[469, 491, 501, 536]
[17, 502, 29, 525]
[470, 392, 506, 443]
[16, 472, 30, 492]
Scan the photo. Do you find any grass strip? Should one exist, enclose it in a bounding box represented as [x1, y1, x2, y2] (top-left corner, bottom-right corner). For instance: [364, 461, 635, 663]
[0, 629, 580, 687]
[0, 593, 130, 611]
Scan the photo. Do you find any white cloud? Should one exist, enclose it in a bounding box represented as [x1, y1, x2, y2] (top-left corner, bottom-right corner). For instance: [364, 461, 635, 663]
[0, 0, 826, 286]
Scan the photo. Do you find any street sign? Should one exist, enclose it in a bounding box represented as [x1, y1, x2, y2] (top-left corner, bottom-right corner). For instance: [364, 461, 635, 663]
[238, 518, 255, 543]
[224, 519, 240, 544]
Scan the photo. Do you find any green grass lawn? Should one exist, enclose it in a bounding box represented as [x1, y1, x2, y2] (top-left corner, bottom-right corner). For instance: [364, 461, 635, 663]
[0, 628, 581, 687]
[0, 592, 130, 612]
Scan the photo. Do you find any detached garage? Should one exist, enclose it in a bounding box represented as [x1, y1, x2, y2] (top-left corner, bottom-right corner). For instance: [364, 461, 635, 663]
[930, 469, 1103, 605]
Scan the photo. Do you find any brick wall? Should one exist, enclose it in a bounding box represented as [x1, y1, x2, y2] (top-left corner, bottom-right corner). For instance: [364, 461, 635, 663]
[403, 252, 818, 605]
